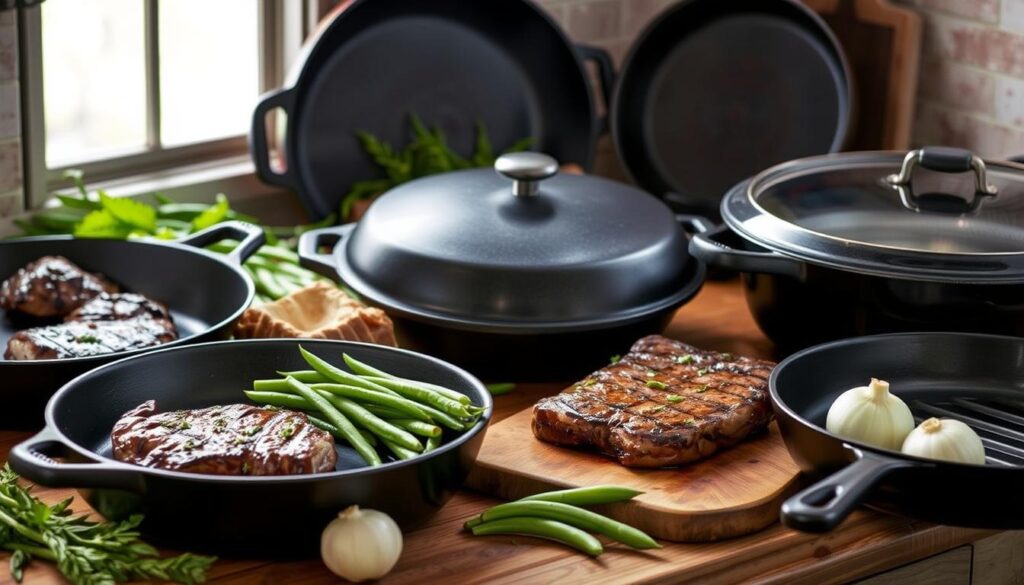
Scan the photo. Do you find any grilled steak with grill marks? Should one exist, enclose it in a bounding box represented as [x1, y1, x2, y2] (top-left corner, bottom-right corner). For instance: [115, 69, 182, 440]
[532, 336, 775, 468]
[111, 401, 338, 475]
[0, 256, 118, 318]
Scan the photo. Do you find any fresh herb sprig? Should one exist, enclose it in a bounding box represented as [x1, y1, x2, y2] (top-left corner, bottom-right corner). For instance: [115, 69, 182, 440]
[0, 465, 215, 584]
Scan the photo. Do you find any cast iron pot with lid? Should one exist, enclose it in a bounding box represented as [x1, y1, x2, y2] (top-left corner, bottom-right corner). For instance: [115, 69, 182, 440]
[690, 146, 1024, 351]
[0, 221, 264, 428]
[8, 339, 492, 555]
[299, 152, 709, 380]
[771, 332, 1024, 532]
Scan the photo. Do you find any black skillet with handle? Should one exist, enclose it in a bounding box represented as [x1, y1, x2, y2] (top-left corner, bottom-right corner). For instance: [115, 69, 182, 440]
[771, 332, 1024, 532]
[0, 221, 264, 428]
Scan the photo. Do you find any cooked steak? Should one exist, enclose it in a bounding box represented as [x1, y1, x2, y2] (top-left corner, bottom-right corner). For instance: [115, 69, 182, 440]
[111, 401, 338, 475]
[66, 292, 172, 323]
[4, 317, 178, 360]
[532, 335, 775, 468]
[0, 256, 118, 318]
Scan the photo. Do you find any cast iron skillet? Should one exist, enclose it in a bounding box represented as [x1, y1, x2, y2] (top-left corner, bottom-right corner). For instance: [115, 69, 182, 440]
[250, 0, 613, 219]
[0, 222, 263, 428]
[612, 0, 852, 217]
[771, 332, 1024, 532]
[8, 339, 492, 556]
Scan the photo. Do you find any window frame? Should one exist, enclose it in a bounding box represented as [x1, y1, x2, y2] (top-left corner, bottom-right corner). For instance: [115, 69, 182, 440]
[18, 0, 315, 208]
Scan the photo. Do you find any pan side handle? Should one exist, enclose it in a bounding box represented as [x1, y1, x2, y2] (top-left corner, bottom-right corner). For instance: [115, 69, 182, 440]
[249, 87, 298, 189]
[781, 447, 916, 533]
[8, 427, 146, 493]
[178, 220, 266, 265]
[575, 44, 615, 135]
[689, 224, 806, 280]
[298, 223, 356, 280]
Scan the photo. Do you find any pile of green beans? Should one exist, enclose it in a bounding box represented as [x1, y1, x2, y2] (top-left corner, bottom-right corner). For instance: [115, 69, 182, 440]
[245, 346, 483, 466]
[207, 238, 331, 303]
[464, 486, 658, 556]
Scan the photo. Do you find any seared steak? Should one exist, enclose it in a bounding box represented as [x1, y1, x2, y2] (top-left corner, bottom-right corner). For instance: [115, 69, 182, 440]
[532, 335, 775, 468]
[4, 317, 178, 360]
[66, 292, 172, 323]
[0, 256, 117, 318]
[111, 401, 338, 475]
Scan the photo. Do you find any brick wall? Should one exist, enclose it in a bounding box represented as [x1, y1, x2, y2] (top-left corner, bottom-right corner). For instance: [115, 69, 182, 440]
[0, 9, 20, 218]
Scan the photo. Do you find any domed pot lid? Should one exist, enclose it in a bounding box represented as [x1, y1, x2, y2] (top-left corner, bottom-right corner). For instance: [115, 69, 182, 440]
[334, 153, 703, 330]
[722, 147, 1024, 282]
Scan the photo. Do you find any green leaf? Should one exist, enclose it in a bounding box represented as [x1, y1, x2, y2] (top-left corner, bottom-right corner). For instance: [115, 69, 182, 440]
[74, 210, 133, 239]
[99, 192, 157, 232]
[151, 192, 175, 205]
[190, 194, 230, 232]
[10, 549, 28, 582]
[55, 194, 101, 211]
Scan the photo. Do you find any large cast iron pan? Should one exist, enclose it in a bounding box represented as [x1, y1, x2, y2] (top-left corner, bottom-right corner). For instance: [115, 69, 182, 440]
[0, 222, 264, 428]
[771, 332, 1024, 532]
[612, 0, 852, 217]
[8, 339, 491, 556]
[250, 0, 612, 219]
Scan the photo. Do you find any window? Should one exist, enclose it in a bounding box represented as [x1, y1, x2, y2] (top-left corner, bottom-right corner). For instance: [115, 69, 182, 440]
[19, 0, 314, 206]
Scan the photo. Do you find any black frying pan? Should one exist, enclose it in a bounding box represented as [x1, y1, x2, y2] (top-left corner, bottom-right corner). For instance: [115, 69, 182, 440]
[611, 0, 852, 217]
[250, 0, 612, 219]
[771, 332, 1024, 532]
[0, 222, 264, 428]
[8, 339, 491, 556]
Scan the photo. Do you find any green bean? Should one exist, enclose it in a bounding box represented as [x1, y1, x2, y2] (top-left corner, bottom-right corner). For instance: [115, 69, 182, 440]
[381, 438, 418, 461]
[424, 434, 442, 453]
[415, 405, 467, 431]
[363, 405, 408, 420]
[390, 419, 442, 438]
[311, 383, 431, 422]
[472, 501, 659, 550]
[298, 347, 399, 395]
[244, 390, 310, 410]
[307, 415, 377, 447]
[519, 485, 644, 506]
[276, 370, 329, 384]
[344, 353, 472, 405]
[32, 209, 86, 231]
[486, 383, 516, 396]
[358, 376, 471, 418]
[469, 518, 603, 557]
[317, 391, 422, 452]
[285, 377, 380, 466]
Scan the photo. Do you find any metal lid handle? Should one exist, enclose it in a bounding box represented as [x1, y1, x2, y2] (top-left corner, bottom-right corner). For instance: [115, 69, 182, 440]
[886, 147, 998, 195]
[495, 152, 559, 197]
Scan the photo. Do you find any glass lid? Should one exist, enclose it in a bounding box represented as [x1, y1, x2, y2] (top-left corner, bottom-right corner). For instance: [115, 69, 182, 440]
[722, 147, 1024, 281]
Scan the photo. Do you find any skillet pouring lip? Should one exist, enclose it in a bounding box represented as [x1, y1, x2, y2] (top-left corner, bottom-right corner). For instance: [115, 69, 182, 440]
[41, 338, 493, 484]
[768, 331, 1022, 471]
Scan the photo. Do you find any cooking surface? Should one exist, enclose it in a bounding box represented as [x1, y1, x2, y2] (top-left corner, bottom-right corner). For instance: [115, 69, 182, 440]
[0, 280, 994, 584]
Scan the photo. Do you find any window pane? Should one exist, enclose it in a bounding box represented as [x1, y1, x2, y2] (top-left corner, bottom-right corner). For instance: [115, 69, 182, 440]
[42, 0, 147, 167]
[159, 0, 259, 146]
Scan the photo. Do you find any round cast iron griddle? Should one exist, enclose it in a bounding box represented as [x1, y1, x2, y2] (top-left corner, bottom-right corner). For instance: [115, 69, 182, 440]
[8, 339, 491, 555]
[250, 0, 608, 219]
[612, 0, 852, 216]
[0, 222, 263, 428]
[771, 332, 1024, 532]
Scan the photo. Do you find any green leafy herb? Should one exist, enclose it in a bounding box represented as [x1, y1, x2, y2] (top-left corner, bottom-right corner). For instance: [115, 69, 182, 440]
[649, 405, 667, 413]
[646, 380, 667, 390]
[609, 355, 621, 364]
[675, 355, 695, 365]
[696, 385, 709, 393]
[242, 425, 263, 437]
[279, 425, 295, 439]
[696, 368, 708, 377]
[191, 193, 231, 231]
[183, 439, 197, 451]
[241, 461, 250, 475]
[721, 352, 734, 361]
[583, 379, 596, 387]
[0, 465, 215, 584]
[666, 394, 683, 403]
[74, 334, 100, 344]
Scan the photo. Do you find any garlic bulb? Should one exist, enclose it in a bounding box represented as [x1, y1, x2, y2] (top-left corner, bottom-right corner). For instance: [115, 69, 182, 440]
[825, 378, 914, 450]
[321, 506, 403, 582]
[901, 418, 986, 465]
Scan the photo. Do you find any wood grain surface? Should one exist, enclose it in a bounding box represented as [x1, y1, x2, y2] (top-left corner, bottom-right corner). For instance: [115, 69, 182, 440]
[0, 280, 994, 584]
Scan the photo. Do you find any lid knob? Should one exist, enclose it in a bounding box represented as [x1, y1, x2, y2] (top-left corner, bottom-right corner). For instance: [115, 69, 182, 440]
[495, 152, 559, 197]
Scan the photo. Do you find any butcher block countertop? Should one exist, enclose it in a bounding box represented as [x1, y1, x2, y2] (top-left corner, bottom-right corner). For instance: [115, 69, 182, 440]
[0, 280, 1010, 584]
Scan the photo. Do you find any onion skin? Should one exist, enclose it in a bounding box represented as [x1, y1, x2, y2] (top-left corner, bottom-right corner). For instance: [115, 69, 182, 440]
[901, 418, 986, 465]
[826, 379, 914, 451]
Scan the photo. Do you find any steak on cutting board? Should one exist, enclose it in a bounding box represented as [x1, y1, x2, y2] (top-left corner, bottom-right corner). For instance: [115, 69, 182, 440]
[532, 335, 775, 468]
[111, 401, 338, 475]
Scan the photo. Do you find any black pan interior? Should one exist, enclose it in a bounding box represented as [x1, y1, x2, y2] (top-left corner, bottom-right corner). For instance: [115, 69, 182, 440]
[0, 238, 249, 363]
[773, 333, 1024, 467]
[613, 0, 849, 214]
[286, 0, 595, 218]
[49, 340, 488, 472]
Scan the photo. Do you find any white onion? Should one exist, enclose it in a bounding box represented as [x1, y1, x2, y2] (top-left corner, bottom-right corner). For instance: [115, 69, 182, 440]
[321, 506, 403, 582]
[825, 378, 914, 450]
[901, 417, 986, 465]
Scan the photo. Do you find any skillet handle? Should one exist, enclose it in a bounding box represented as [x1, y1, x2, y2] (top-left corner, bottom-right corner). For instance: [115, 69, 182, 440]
[298, 224, 356, 280]
[249, 87, 298, 189]
[689, 224, 805, 280]
[675, 214, 713, 237]
[781, 448, 915, 533]
[178, 220, 266, 265]
[576, 44, 615, 135]
[8, 427, 145, 493]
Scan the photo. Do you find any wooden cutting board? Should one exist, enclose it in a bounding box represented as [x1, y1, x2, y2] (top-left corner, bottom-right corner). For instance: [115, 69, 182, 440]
[802, 0, 922, 150]
[466, 407, 801, 542]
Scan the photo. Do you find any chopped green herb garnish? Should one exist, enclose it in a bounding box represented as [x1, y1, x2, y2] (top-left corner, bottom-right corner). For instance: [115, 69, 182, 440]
[696, 368, 708, 376]
[676, 354, 695, 365]
[696, 385, 709, 393]
[279, 425, 295, 439]
[721, 352, 734, 361]
[610, 355, 621, 364]
[646, 380, 667, 390]
[584, 379, 596, 387]
[233, 436, 248, 445]
[666, 394, 683, 403]
[242, 425, 263, 437]
[182, 439, 197, 451]
[241, 461, 250, 475]
[684, 419, 696, 426]
[177, 420, 191, 430]
[649, 405, 667, 413]
[74, 334, 100, 344]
